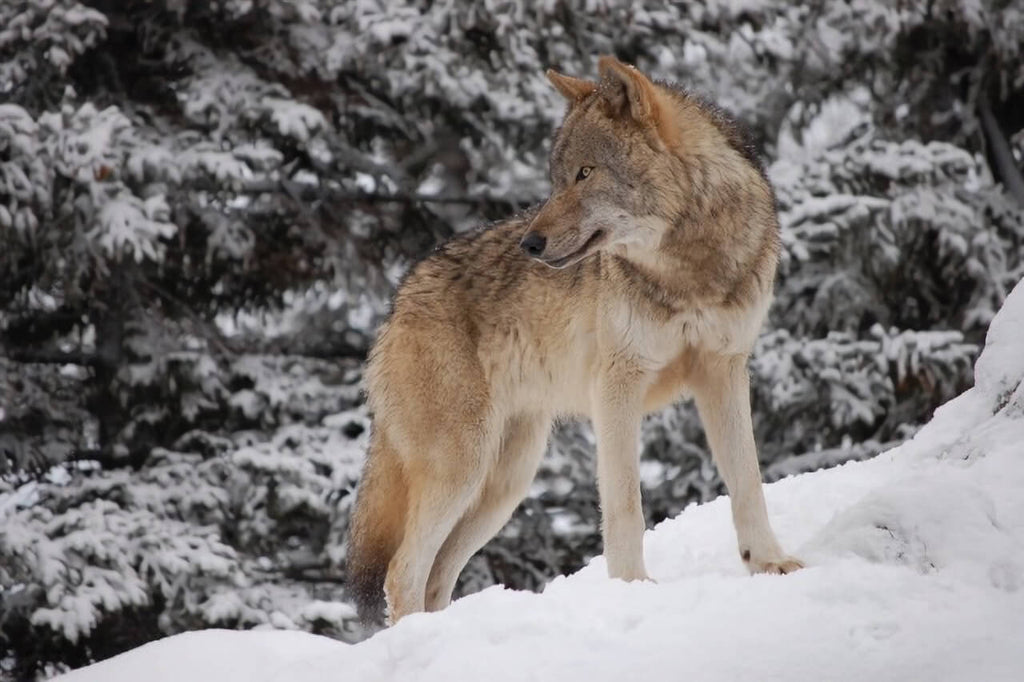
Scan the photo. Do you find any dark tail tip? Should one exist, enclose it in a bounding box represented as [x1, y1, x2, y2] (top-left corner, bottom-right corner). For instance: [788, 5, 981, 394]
[345, 432, 405, 627]
[346, 541, 389, 626]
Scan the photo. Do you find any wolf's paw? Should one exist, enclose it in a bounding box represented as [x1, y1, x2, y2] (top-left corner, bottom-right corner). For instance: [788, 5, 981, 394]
[607, 562, 654, 583]
[744, 551, 805, 575]
[611, 570, 655, 583]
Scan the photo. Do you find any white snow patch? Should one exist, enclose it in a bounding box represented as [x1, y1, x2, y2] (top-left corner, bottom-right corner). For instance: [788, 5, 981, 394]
[974, 279, 1024, 411]
[55, 280, 1024, 682]
[54, 630, 339, 682]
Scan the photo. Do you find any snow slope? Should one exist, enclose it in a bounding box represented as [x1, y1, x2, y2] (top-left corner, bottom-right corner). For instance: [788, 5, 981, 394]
[56, 281, 1024, 682]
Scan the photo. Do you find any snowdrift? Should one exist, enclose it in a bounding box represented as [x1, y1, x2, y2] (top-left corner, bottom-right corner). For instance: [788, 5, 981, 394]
[56, 281, 1024, 682]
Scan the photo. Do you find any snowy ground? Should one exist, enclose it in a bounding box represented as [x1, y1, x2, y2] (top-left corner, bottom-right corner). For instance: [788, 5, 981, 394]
[55, 281, 1024, 682]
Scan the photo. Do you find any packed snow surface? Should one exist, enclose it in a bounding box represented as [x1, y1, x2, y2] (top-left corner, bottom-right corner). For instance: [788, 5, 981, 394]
[57, 282, 1024, 682]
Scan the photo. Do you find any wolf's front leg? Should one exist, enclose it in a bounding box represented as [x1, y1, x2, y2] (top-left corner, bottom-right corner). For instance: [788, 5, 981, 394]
[692, 353, 803, 574]
[593, 362, 650, 581]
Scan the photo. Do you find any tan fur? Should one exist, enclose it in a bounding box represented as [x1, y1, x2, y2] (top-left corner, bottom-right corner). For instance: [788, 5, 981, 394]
[347, 57, 802, 625]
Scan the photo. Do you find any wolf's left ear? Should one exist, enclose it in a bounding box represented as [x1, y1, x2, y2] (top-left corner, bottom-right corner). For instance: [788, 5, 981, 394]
[547, 69, 597, 104]
[597, 56, 672, 146]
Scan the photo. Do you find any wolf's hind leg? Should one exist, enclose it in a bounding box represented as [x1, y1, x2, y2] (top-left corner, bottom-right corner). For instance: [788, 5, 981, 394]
[691, 353, 803, 574]
[424, 412, 550, 612]
[383, 424, 497, 623]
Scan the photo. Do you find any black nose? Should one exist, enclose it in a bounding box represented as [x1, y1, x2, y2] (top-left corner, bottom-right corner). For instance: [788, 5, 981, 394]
[520, 232, 547, 257]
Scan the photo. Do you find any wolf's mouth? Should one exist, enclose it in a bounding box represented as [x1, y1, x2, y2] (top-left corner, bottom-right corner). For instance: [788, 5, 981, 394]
[543, 229, 606, 269]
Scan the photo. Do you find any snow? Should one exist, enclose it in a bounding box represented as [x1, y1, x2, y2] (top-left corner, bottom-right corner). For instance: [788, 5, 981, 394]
[53, 630, 340, 682]
[91, 193, 177, 263]
[55, 280, 1024, 681]
[975, 281, 1024, 409]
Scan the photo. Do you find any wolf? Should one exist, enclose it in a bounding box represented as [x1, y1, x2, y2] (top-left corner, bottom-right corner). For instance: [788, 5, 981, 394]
[347, 56, 803, 625]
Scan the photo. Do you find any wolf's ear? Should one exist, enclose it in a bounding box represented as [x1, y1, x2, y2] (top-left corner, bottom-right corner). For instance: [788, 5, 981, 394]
[547, 69, 597, 103]
[597, 56, 669, 140]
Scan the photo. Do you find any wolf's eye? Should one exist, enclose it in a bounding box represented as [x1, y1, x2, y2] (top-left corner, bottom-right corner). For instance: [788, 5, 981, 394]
[575, 166, 593, 183]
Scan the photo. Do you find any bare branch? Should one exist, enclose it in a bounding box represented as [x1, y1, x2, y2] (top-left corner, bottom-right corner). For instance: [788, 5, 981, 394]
[188, 178, 535, 207]
[2, 349, 102, 367]
[979, 90, 1024, 208]
[130, 276, 236, 357]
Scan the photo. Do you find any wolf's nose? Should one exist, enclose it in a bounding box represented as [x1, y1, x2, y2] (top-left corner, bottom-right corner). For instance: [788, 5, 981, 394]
[520, 232, 547, 257]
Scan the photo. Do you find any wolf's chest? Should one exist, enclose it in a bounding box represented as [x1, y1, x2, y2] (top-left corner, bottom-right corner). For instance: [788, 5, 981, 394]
[605, 295, 769, 369]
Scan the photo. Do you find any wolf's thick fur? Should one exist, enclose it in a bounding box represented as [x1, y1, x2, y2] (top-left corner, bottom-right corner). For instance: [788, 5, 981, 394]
[348, 57, 802, 624]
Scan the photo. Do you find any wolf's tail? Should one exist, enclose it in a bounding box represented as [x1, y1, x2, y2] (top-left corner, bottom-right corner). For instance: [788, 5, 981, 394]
[346, 430, 407, 625]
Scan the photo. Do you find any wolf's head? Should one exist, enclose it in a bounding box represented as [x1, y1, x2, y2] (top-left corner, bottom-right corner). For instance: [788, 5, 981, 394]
[521, 56, 736, 269]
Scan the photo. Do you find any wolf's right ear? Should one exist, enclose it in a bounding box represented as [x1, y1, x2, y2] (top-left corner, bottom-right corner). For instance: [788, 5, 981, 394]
[547, 69, 597, 104]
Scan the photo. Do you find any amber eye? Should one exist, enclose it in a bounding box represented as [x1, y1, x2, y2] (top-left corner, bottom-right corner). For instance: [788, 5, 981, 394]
[575, 166, 593, 183]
